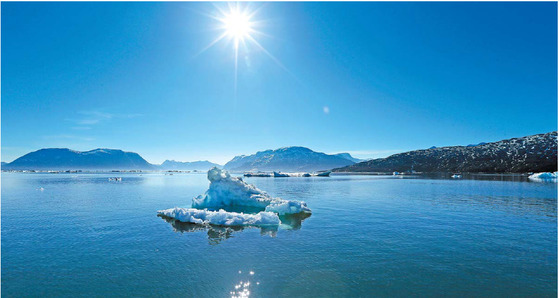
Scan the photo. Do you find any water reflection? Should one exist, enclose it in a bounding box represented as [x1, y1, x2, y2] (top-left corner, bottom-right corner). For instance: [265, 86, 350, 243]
[437, 194, 557, 221]
[334, 172, 553, 183]
[158, 213, 311, 245]
[390, 173, 534, 182]
[279, 213, 311, 230]
[230, 270, 259, 298]
[528, 177, 558, 183]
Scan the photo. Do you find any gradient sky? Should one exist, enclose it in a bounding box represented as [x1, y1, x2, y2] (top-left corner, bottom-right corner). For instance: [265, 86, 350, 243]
[2, 2, 557, 164]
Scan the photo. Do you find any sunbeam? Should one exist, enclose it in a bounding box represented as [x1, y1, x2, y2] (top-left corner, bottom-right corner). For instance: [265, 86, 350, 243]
[196, 2, 291, 95]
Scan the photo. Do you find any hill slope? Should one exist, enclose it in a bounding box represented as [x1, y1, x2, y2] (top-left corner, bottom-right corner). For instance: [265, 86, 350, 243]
[160, 160, 221, 171]
[333, 153, 363, 163]
[334, 132, 557, 173]
[5, 148, 155, 170]
[224, 146, 356, 172]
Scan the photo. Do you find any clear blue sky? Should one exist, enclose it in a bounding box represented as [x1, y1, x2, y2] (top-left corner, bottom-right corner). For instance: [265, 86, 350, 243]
[2, 2, 557, 164]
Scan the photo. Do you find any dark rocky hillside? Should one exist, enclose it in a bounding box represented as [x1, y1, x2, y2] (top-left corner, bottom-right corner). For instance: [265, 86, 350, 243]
[334, 132, 557, 173]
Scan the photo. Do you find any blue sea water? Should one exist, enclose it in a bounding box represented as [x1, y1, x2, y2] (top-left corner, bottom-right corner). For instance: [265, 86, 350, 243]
[1, 173, 557, 297]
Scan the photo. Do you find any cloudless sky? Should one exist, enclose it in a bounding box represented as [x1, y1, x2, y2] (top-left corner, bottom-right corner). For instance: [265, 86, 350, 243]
[2, 2, 557, 164]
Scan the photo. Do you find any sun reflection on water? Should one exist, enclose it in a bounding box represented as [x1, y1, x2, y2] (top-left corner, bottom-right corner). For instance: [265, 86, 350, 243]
[230, 270, 259, 298]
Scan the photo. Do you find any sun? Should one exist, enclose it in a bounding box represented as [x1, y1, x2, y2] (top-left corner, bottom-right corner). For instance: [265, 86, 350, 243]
[200, 3, 263, 54]
[222, 10, 253, 42]
[198, 3, 288, 95]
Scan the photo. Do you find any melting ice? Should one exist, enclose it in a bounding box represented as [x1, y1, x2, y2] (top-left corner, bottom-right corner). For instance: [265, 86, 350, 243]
[157, 208, 280, 226]
[528, 172, 558, 181]
[158, 167, 311, 227]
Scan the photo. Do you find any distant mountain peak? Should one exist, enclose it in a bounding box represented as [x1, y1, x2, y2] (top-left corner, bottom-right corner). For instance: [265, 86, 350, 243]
[160, 160, 222, 171]
[333, 152, 362, 163]
[277, 146, 313, 151]
[4, 147, 154, 170]
[223, 146, 356, 172]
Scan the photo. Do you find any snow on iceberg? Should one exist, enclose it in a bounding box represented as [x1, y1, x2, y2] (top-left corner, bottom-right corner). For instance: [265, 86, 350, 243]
[192, 167, 312, 215]
[158, 167, 311, 228]
[528, 172, 558, 180]
[157, 207, 280, 226]
[158, 213, 279, 244]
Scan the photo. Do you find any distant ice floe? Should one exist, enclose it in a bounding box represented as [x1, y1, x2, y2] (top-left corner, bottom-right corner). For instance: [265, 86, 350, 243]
[158, 167, 311, 228]
[528, 172, 558, 181]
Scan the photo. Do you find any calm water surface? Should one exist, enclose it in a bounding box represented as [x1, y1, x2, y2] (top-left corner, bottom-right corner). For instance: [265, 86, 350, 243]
[2, 173, 557, 297]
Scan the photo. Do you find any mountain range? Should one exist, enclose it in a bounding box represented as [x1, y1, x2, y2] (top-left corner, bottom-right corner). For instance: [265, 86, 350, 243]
[3, 132, 556, 173]
[2, 148, 223, 171]
[160, 160, 221, 171]
[223, 146, 357, 172]
[4, 148, 155, 170]
[332, 153, 363, 163]
[334, 131, 557, 173]
[1, 146, 358, 172]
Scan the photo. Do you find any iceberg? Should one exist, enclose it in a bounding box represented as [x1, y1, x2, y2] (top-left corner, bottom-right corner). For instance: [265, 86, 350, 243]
[528, 172, 558, 180]
[192, 167, 311, 215]
[157, 213, 279, 245]
[157, 207, 280, 226]
[158, 167, 311, 228]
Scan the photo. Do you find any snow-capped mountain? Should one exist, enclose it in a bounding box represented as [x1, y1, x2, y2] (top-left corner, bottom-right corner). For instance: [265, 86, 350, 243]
[4, 148, 155, 170]
[223, 146, 357, 172]
[159, 160, 221, 171]
[334, 132, 558, 173]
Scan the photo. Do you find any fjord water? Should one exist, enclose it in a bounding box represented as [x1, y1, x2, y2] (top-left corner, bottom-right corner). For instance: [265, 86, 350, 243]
[2, 173, 556, 297]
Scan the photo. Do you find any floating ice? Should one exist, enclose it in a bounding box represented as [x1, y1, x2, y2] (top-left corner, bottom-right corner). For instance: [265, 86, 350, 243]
[157, 207, 280, 226]
[528, 172, 558, 180]
[157, 214, 278, 244]
[265, 200, 312, 215]
[192, 167, 311, 215]
[158, 167, 311, 228]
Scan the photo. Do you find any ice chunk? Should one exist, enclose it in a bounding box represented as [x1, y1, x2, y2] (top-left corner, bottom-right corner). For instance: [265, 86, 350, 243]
[266, 200, 312, 215]
[158, 168, 311, 229]
[157, 207, 281, 226]
[157, 214, 278, 244]
[192, 167, 311, 215]
[529, 172, 558, 180]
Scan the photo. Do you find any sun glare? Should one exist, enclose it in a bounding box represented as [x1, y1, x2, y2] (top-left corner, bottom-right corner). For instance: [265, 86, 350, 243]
[223, 10, 252, 41]
[198, 3, 289, 95]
